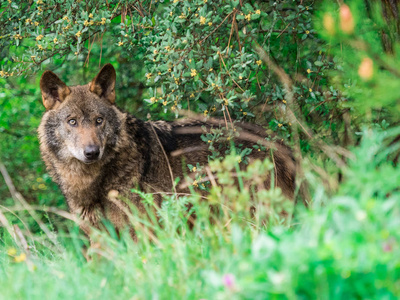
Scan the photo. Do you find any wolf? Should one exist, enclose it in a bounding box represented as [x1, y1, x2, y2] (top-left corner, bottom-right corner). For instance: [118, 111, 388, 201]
[38, 64, 296, 237]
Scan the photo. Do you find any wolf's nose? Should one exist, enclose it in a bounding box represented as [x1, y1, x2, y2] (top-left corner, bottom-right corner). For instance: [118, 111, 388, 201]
[84, 145, 100, 160]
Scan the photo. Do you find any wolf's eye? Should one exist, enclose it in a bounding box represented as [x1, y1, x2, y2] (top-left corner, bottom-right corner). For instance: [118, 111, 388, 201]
[68, 119, 77, 126]
[96, 117, 103, 125]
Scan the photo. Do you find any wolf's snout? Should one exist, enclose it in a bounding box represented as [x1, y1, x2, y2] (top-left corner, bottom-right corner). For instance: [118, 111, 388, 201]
[84, 145, 100, 160]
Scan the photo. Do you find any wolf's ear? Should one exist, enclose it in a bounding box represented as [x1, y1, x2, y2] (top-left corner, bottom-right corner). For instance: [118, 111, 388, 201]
[90, 63, 116, 104]
[40, 71, 71, 110]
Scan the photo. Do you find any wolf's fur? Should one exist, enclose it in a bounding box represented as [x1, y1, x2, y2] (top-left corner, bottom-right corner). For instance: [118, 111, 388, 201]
[38, 64, 296, 236]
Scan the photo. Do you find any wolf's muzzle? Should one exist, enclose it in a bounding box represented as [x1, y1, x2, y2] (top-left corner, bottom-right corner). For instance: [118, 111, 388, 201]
[84, 145, 100, 161]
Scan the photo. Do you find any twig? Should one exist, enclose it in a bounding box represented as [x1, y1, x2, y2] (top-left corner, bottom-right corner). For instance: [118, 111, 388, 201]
[149, 123, 177, 194]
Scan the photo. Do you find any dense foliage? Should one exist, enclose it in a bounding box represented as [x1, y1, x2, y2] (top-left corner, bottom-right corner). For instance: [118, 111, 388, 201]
[1, 0, 399, 298]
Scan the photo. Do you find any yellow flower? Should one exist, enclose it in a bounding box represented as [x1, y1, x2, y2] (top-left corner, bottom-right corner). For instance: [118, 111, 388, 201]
[239, 76, 243, 80]
[203, 110, 208, 116]
[192, 180, 198, 187]
[89, 13, 93, 18]
[190, 93, 194, 98]
[37, 0, 43, 3]
[34, 21, 39, 26]
[100, 18, 106, 25]
[208, 140, 211, 143]
[14, 253, 26, 263]
[118, 41, 124, 46]
[289, 122, 292, 126]
[153, 50, 158, 54]
[53, 38, 58, 43]
[89, 21, 94, 26]
[164, 45, 171, 51]
[63, 16, 69, 21]
[25, 18, 32, 24]
[36, 35, 43, 41]
[192, 167, 197, 172]
[255, 9, 261, 14]
[158, 72, 161, 75]
[163, 101, 167, 106]
[309, 88, 312, 92]
[243, 112, 247, 116]
[209, 68, 213, 71]
[208, 22, 212, 26]
[171, 106, 176, 111]
[306, 30, 310, 34]
[200, 16, 206, 25]
[145, 73, 152, 79]
[204, 0, 207, 2]
[84, 20, 89, 26]
[7, 248, 17, 256]
[178, 14, 186, 19]
[211, 106, 216, 112]
[190, 69, 197, 77]
[245, 14, 251, 21]
[238, 158, 242, 163]
[282, 99, 286, 104]
[170, 11, 173, 16]
[75, 31, 82, 37]
[168, 68, 172, 72]
[173, 0, 179, 3]
[37, 44, 44, 50]
[307, 69, 311, 74]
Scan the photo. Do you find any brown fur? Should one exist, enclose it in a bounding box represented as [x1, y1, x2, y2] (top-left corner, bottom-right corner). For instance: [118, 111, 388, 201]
[38, 64, 296, 237]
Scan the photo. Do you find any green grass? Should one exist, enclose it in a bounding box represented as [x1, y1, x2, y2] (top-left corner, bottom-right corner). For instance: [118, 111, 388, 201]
[1, 130, 400, 300]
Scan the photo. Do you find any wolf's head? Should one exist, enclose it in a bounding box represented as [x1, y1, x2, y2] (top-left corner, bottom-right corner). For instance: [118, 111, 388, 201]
[39, 64, 122, 164]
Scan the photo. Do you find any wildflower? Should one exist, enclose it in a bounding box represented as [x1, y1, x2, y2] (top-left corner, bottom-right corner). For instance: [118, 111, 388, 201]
[282, 99, 286, 104]
[211, 106, 216, 112]
[208, 22, 212, 26]
[89, 21, 94, 26]
[178, 14, 186, 19]
[34, 21, 39, 26]
[358, 57, 373, 80]
[14, 253, 26, 263]
[192, 180, 198, 187]
[7, 248, 17, 256]
[278, 123, 283, 127]
[100, 18, 106, 25]
[309, 88, 312, 92]
[118, 41, 124, 46]
[75, 31, 82, 37]
[323, 13, 335, 35]
[25, 18, 32, 24]
[245, 14, 251, 21]
[307, 69, 311, 74]
[168, 68, 172, 72]
[37, 0, 43, 3]
[306, 30, 310, 34]
[204, 0, 207, 2]
[145, 73, 152, 79]
[164, 45, 171, 51]
[53, 38, 58, 43]
[171, 106, 176, 111]
[89, 13, 93, 18]
[289, 122, 292, 126]
[238, 158, 242, 163]
[255, 9, 261, 14]
[190, 93, 194, 98]
[204, 110, 208, 116]
[209, 68, 213, 71]
[153, 49, 158, 54]
[37, 44, 44, 50]
[36, 35, 43, 41]
[223, 274, 236, 290]
[243, 112, 247, 116]
[200, 16, 206, 25]
[340, 4, 354, 34]
[208, 140, 211, 143]
[170, 11, 173, 17]
[63, 16, 69, 21]
[150, 97, 156, 103]
[84, 20, 89, 26]
[191, 69, 197, 77]
[192, 167, 197, 172]
[163, 101, 167, 106]
[256, 60, 262, 66]
[158, 72, 161, 75]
